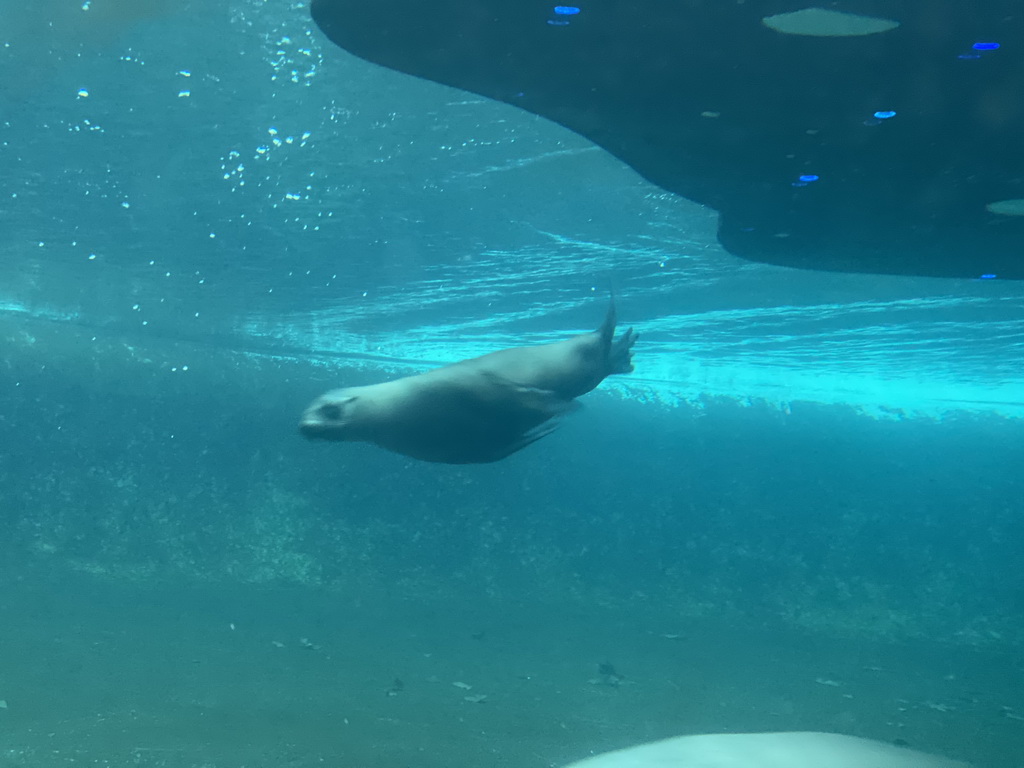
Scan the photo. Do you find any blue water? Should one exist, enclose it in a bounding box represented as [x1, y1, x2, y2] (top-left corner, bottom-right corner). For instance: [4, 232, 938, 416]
[4, 1, 1022, 419]
[1, 2, 1023, 767]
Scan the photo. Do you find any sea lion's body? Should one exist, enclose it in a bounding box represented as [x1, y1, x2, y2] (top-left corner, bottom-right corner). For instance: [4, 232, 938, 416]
[299, 299, 638, 463]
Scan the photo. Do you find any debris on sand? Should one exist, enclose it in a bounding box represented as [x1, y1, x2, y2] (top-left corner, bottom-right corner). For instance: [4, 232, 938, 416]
[588, 662, 625, 687]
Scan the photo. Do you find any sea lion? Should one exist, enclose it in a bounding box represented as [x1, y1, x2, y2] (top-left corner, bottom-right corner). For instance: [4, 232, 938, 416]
[299, 299, 638, 463]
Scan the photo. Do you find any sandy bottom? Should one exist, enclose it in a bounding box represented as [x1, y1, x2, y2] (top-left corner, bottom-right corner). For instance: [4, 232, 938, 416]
[0, 563, 1020, 768]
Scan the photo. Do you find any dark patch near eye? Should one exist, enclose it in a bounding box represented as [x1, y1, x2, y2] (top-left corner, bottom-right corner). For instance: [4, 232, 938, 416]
[319, 403, 343, 421]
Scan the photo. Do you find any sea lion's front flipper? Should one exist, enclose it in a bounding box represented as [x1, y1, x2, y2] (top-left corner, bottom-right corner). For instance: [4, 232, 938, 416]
[475, 371, 579, 418]
[475, 371, 579, 459]
[434, 371, 577, 462]
[497, 420, 564, 460]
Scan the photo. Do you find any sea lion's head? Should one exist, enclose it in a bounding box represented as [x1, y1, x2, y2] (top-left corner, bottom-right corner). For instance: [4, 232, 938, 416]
[298, 388, 362, 441]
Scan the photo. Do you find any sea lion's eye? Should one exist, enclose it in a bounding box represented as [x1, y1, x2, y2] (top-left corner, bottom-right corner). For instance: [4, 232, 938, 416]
[319, 403, 344, 421]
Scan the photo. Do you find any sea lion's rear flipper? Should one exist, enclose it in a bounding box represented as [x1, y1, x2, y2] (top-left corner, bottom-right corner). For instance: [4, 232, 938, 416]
[598, 295, 638, 375]
[608, 326, 639, 374]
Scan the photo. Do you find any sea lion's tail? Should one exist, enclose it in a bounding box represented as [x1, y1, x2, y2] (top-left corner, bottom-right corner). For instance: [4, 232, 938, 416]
[599, 295, 638, 375]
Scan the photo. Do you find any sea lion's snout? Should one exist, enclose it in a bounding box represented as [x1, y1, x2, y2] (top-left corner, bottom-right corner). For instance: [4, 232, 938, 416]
[298, 418, 331, 440]
[298, 392, 357, 441]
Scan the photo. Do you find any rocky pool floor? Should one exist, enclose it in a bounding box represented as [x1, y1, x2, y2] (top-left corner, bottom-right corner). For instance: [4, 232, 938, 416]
[1, 562, 1019, 767]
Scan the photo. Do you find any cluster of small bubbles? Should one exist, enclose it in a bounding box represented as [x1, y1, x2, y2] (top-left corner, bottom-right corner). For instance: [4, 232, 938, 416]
[77, 88, 89, 98]
[222, 126, 313, 194]
[327, 103, 354, 123]
[221, 150, 244, 181]
[68, 119, 103, 134]
[792, 174, 819, 187]
[268, 30, 320, 85]
[176, 70, 191, 98]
